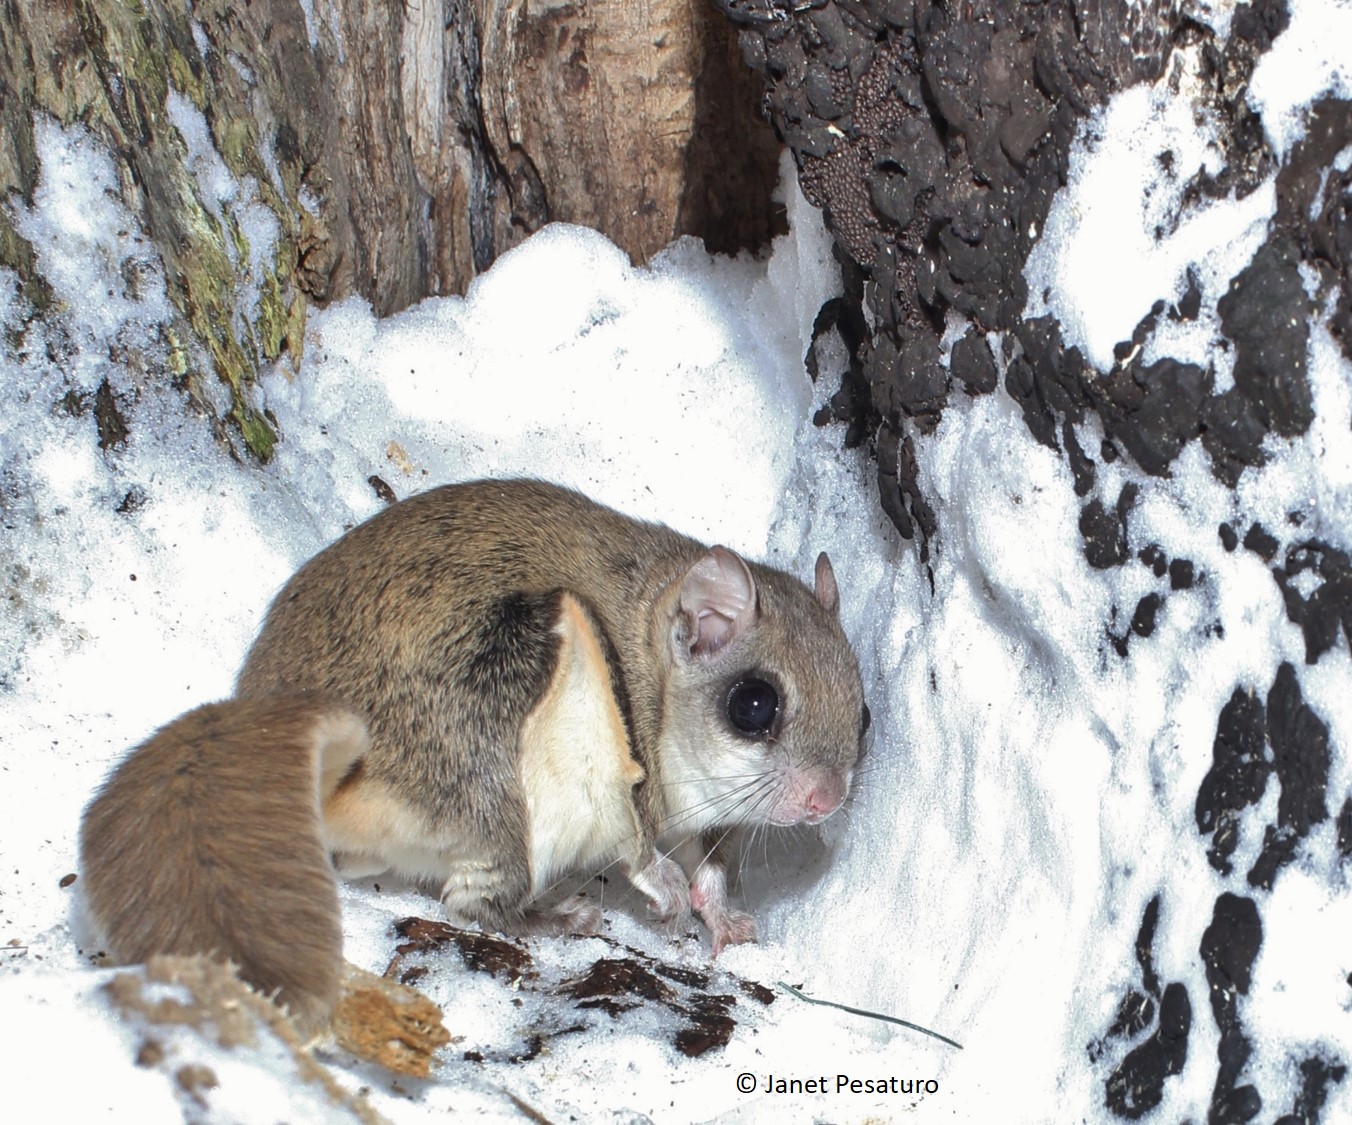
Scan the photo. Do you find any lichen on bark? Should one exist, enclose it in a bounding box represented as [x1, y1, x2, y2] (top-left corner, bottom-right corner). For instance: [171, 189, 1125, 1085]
[3, 0, 780, 463]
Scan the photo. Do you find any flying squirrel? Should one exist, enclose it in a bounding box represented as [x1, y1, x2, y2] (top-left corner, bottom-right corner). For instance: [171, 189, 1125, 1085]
[79, 479, 868, 1033]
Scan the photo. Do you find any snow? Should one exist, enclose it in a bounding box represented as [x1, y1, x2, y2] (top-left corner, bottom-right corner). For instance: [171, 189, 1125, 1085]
[1023, 47, 1274, 376]
[3, 4, 1352, 1121]
[1249, 0, 1352, 158]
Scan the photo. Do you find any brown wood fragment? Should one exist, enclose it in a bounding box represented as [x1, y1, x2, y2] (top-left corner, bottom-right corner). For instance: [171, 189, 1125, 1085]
[333, 964, 453, 1080]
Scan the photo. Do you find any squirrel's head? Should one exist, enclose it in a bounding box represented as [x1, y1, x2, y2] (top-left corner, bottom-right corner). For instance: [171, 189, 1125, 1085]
[656, 546, 867, 833]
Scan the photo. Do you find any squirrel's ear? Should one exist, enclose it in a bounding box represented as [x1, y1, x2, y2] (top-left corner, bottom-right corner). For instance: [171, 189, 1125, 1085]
[814, 552, 840, 616]
[676, 546, 757, 658]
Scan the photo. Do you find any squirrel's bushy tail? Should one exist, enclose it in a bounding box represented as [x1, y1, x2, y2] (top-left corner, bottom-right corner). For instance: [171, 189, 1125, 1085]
[79, 693, 367, 1033]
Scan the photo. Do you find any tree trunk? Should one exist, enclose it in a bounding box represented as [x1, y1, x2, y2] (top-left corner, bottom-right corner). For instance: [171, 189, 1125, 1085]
[0, 0, 781, 459]
[720, 0, 1349, 556]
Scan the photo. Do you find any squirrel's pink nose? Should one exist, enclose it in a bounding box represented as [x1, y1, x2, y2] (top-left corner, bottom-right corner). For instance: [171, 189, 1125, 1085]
[802, 778, 846, 822]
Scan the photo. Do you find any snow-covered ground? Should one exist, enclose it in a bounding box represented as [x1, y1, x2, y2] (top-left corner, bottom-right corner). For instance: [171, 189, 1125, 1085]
[2, 1, 1351, 1120]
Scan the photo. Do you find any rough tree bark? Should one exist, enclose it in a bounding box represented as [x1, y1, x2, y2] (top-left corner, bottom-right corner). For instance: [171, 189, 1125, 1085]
[0, 0, 781, 458]
[715, 0, 1350, 562]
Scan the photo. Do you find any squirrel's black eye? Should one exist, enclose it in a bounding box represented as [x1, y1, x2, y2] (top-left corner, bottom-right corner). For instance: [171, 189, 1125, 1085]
[860, 703, 872, 736]
[727, 678, 779, 736]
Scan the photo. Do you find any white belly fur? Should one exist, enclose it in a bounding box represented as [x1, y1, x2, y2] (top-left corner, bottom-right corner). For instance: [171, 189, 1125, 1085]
[518, 592, 645, 894]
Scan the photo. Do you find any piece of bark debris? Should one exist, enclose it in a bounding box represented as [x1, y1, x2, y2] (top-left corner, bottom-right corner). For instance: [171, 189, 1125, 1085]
[739, 978, 776, 1005]
[334, 964, 452, 1079]
[562, 955, 741, 1056]
[368, 475, 397, 504]
[564, 958, 673, 1004]
[675, 1011, 736, 1058]
[175, 1063, 219, 1107]
[388, 916, 536, 982]
[105, 955, 386, 1122]
[94, 379, 128, 451]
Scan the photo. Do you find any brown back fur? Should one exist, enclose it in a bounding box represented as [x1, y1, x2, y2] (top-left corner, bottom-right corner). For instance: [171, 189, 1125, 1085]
[235, 482, 713, 893]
